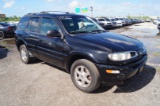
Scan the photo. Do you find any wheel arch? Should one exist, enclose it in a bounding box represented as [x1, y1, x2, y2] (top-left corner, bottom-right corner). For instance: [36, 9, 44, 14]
[65, 52, 98, 73]
[16, 39, 27, 51]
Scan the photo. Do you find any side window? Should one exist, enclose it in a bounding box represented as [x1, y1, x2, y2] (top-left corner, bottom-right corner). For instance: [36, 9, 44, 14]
[27, 18, 39, 33]
[17, 17, 29, 30]
[40, 18, 59, 35]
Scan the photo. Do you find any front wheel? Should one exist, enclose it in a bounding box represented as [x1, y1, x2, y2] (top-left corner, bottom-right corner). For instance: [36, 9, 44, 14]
[71, 59, 101, 93]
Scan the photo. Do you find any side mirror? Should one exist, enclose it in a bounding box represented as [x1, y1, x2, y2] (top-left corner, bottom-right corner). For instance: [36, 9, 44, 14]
[47, 30, 61, 38]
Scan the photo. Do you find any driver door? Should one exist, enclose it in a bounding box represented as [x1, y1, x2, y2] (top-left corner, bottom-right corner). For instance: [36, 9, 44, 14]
[37, 17, 65, 67]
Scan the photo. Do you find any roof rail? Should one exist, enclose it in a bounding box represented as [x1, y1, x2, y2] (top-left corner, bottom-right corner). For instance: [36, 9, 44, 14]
[40, 11, 70, 14]
[25, 11, 71, 16]
[25, 13, 38, 16]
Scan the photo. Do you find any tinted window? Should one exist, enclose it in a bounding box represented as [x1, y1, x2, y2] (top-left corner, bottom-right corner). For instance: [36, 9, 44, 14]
[105, 18, 110, 21]
[111, 19, 115, 21]
[40, 18, 59, 35]
[98, 19, 105, 21]
[27, 18, 39, 32]
[92, 18, 98, 22]
[17, 17, 29, 30]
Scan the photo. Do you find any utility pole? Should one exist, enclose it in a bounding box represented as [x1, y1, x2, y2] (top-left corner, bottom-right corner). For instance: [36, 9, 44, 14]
[90, 6, 93, 17]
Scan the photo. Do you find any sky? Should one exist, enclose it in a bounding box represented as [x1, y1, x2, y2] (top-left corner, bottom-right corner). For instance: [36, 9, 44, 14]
[0, 0, 160, 17]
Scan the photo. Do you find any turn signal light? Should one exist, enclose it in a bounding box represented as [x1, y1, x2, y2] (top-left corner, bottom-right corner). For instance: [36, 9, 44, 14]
[106, 70, 120, 74]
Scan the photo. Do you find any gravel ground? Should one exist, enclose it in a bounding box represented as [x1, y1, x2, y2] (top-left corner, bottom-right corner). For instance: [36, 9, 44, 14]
[0, 23, 160, 106]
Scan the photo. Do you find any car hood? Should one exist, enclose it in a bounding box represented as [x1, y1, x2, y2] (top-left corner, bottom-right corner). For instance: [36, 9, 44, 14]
[100, 21, 111, 24]
[115, 20, 122, 23]
[74, 32, 143, 52]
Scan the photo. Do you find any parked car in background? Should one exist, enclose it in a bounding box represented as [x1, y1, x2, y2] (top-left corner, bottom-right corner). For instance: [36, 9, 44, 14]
[91, 17, 104, 27]
[95, 18, 113, 29]
[109, 18, 123, 27]
[132, 19, 140, 24]
[115, 18, 126, 26]
[145, 19, 151, 22]
[0, 22, 16, 39]
[128, 19, 134, 24]
[153, 19, 160, 25]
[158, 24, 160, 31]
[125, 18, 132, 25]
[130, 19, 136, 24]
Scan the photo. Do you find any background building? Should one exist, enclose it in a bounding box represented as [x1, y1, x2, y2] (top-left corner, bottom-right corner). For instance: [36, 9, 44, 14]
[0, 14, 6, 18]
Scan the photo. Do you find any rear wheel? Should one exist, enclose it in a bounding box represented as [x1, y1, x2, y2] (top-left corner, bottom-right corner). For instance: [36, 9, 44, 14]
[0, 32, 4, 39]
[20, 45, 32, 64]
[71, 59, 101, 93]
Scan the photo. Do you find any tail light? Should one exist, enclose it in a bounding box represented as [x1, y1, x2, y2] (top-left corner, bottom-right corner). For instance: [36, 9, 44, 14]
[8, 27, 12, 31]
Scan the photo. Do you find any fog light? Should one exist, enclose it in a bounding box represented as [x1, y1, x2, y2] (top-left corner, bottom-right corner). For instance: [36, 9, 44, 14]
[106, 70, 120, 74]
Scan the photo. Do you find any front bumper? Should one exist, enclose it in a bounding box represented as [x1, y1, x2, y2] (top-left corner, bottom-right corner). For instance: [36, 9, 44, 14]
[96, 55, 147, 85]
[112, 24, 122, 27]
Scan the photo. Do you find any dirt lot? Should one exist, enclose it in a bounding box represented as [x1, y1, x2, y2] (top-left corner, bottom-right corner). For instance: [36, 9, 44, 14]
[0, 23, 160, 106]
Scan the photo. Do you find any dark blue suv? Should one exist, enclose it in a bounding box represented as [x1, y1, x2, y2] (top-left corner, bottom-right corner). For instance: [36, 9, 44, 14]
[15, 11, 147, 92]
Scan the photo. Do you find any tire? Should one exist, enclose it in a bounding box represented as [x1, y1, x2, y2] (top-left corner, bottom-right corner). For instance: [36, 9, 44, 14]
[71, 59, 101, 93]
[19, 45, 32, 64]
[0, 31, 4, 40]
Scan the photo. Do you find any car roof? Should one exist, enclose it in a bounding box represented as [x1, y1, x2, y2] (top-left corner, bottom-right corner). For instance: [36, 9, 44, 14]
[0, 22, 10, 26]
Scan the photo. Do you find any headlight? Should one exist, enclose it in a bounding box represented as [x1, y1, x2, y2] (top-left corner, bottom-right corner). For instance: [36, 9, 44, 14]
[108, 51, 138, 61]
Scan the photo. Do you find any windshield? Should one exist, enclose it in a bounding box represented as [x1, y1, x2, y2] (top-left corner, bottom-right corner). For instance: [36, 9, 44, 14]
[58, 16, 104, 34]
[111, 19, 115, 21]
[105, 18, 110, 21]
[92, 18, 98, 23]
[98, 19, 105, 21]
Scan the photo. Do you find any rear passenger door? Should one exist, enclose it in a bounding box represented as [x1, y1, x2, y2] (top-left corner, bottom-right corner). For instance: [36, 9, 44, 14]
[37, 17, 65, 67]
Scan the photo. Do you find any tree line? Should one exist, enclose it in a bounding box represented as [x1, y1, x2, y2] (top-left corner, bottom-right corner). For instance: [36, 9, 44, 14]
[0, 16, 21, 22]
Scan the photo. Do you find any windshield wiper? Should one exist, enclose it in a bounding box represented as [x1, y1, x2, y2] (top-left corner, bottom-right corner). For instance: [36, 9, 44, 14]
[70, 30, 106, 34]
[90, 30, 106, 33]
[70, 31, 90, 34]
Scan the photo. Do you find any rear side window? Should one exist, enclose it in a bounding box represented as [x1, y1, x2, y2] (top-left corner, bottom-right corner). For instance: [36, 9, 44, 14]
[27, 17, 39, 33]
[40, 18, 59, 35]
[17, 17, 29, 30]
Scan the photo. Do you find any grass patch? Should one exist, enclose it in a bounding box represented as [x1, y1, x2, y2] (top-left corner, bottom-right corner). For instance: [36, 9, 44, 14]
[153, 52, 160, 56]
[0, 40, 6, 47]
[0, 40, 11, 49]
[156, 68, 160, 72]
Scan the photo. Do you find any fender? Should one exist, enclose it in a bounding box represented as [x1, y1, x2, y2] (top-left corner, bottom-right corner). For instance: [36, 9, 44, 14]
[16, 37, 28, 50]
[64, 50, 99, 72]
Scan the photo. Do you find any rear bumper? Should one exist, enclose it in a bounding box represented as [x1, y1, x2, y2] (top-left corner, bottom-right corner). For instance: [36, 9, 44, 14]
[4, 31, 15, 36]
[96, 55, 147, 85]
